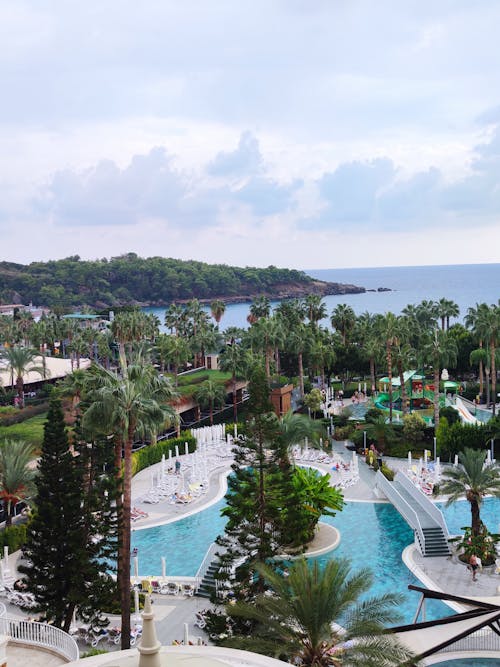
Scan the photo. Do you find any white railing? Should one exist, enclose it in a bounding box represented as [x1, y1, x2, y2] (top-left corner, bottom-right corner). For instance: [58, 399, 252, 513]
[195, 542, 221, 586]
[0, 615, 79, 662]
[396, 471, 450, 537]
[375, 471, 426, 555]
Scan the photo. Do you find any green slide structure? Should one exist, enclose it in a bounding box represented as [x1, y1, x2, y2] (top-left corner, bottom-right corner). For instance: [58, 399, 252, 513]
[374, 391, 403, 419]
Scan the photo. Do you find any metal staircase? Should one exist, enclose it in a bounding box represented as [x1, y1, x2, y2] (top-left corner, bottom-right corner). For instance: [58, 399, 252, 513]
[375, 470, 450, 557]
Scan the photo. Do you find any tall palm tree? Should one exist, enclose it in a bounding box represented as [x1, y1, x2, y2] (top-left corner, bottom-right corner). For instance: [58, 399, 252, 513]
[0, 439, 35, 527]
[82, 358, 178, 650]
[437, 298, 460, 330]
[380, 313, 399, 423]
[477, 304, 500, 415]
[423, 329, 457, 428]
[247, 296, 271, 324]
[331, 304, 356, 345]
[160, 335, 190, 385]
[223, 557, 413, 666]
[304, 294, 327, 330]
[287, 323, 312, 397]
[275, 410, 324, 466]
[440, 448, 500, 536]
[164, 303, 185, 336]
[210, 299, 226, 328]
[0, 347, 47, 407]
[219, 342, 250, 421]
[194, 379, 227, 424]
[465, 303, 489, 401]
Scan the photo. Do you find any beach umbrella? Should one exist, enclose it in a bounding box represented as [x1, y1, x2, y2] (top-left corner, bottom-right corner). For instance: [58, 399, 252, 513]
[185, 441, 189, 456]
[454, 454, 459, 467]
[161, 454, 165, 475]
[161, 557, 166, 581]
[183, 623, 189, 645]
[408, 451, 412, 470]
[175, 444, 179, 458]
[424, 449, 428, 467]
[169, 449, 172, 462]
[234, 423, 238, 438]
[133, 556, 139, 578]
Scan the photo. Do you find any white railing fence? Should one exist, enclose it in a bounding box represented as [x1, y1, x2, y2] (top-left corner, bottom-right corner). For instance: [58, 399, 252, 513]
[375, 471, 426, 555]
[0, 614, 79, 662]
[396, 471, 449, 537]
[195, 542, 221, 586]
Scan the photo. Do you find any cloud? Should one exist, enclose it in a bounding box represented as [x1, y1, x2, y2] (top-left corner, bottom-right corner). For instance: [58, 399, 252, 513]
[207, 131, 263, 178]
[45, 148, 185, 227]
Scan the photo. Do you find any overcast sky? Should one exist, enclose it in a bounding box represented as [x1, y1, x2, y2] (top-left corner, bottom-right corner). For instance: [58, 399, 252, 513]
[2, 0, 500, 269]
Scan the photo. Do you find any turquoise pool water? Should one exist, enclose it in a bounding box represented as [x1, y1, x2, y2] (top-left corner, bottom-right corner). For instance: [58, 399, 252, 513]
[131, 496, 500, 625]
[434, 660, 500, 666]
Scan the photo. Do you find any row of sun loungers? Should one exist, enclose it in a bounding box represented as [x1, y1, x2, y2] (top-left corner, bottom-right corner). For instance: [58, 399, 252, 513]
[132, 579, 195, 596]
[71, 624, 142, 647]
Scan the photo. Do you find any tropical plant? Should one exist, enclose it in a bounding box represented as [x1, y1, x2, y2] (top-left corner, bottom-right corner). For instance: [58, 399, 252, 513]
[440, 447, 500, 537]
[194, 379, 227, 425]
[363, 415, 396, 453]
[330, 304, 356, 345]
[82, 358, 178, 649]
[219, 342, 250, 421]
[222, 557, 413, 666]
[0, 439, 35, 526]
[0, 347, 47, 408]
[210, 299, 226, 327]
[423, 329, 457, 427]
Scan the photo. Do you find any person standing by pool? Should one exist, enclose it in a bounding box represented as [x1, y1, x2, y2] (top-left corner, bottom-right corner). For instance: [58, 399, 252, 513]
[175, 459, 181, 475]
[469, 554, 479, 581]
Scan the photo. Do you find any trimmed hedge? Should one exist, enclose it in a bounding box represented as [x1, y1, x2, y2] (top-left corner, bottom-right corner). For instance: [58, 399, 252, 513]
[131, 434, 197, 476]
[0, 402, 49, 426]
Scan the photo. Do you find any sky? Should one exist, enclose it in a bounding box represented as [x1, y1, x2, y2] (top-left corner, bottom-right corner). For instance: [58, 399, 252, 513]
[2, 0, 500, 270]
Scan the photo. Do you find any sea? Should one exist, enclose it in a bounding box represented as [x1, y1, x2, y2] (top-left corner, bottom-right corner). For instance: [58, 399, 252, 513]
[144, 263, 500, 332]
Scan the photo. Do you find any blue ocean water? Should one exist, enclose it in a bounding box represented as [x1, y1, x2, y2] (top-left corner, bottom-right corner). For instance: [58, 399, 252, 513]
[145, 263, 500, 331]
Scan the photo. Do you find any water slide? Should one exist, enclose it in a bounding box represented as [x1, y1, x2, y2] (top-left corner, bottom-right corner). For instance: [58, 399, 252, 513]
[452, 396, 481, 425]
[374, 392, 403, 418]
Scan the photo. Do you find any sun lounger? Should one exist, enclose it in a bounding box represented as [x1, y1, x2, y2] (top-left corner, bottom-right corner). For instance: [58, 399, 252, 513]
[182, 583, 195, 597]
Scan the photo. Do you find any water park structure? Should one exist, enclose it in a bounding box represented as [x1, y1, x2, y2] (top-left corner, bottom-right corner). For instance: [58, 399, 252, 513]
[375, 370, 463, 424]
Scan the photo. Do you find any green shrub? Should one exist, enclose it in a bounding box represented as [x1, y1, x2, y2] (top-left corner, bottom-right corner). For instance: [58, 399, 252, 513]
[80, 648, 109, 657]
[0, 403, 49, 426]
[333, 425, 355, 441]
[381, 464, 395, 481]
[0, 523, 28, 552]
[132, 434, 197, 476]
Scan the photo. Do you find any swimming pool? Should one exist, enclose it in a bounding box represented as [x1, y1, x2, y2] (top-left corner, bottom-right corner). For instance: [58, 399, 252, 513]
[131, 497, 500, 625]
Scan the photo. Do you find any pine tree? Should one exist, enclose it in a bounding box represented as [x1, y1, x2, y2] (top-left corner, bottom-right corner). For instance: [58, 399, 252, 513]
[217, 366, 284, 597]
[19, 396, 117, 631]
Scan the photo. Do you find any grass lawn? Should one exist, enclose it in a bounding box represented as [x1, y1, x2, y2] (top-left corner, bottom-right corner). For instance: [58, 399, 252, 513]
[0, 413, 47, 448]
[165, 369, 235, 397]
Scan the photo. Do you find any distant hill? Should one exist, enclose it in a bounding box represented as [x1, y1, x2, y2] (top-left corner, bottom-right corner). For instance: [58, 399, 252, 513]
[0, 253, 365, 308]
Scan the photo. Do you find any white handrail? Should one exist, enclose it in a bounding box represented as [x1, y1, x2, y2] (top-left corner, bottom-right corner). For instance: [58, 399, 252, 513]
[396, 471, 449, 537]
[0, 615, 79, 662]
[195, 542, 221, 586]
[375, 471, 426, 555]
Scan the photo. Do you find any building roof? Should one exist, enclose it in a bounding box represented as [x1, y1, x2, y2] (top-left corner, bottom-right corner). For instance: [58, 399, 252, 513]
[0, 355, 90, 387]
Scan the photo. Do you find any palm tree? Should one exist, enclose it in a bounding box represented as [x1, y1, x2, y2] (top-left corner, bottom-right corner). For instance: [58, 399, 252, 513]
[437, 298, 460, 330]
[287, 323, 312, 397]
[304, 294, 327, 329]
[465, 303, 489, 402]
[164, 303, 185, 336]
[477, 304, 500, 415]
[247, 296, 271, 324]
[82, 359, 178, 649]
[194, 379, 227, 425]
[380, 313, 399, 423]
[160, 335, 190, 385]
[331, 304, 356, 345]
[423, 329, 457, 428]
[440, 448, 500, 536]
[219, 342, 250, 421]
[0, 439, 35, 526]
[210, 299, 226, 328]
[275, 410, 324, 466]
[224, 557, 413, 666]
[364, 415, 396, 453]
[0, 347, 47, 407]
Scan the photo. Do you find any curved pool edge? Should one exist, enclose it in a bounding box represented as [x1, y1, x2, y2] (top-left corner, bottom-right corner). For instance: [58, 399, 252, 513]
[401, 545, 466, 614]
[278, 523, 341, 560]
[132, 469, 231, 531]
